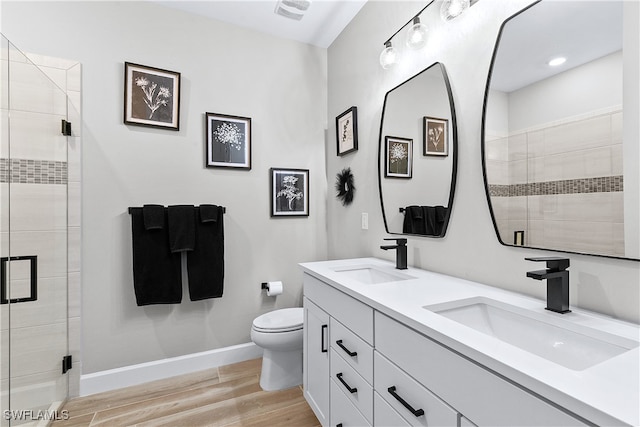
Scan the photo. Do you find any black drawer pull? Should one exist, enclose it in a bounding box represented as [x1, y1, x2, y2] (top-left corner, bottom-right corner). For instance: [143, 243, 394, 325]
[336, 339, 358, 357]
[321, 324, 328, 353]
[336, 373, 357, 394]
[388, 386, 424, 417]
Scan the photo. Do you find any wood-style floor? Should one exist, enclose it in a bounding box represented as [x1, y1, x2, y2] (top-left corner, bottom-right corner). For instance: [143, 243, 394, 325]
[54, 358, 320, 427]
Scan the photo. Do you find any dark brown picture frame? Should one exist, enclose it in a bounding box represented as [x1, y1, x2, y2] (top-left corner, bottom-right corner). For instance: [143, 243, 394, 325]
[205, 112, 252, 170]
[336, 106, 358, 156]
[270, 168, 309, 217]
[124, 62, 180, 130]
[385, 136, 413, 179]
[423, 116, 448, 156]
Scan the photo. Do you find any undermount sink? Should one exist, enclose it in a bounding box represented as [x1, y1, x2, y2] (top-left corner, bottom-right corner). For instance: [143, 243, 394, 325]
[424, 297, 638, 371]
[331, 265, 414, 284]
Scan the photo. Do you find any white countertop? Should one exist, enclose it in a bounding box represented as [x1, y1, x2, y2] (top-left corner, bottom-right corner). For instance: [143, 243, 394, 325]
[299, 257, 640, 426]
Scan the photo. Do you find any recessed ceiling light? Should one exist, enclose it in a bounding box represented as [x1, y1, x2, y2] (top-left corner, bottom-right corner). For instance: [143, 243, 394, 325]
[548, 57, 567, 67]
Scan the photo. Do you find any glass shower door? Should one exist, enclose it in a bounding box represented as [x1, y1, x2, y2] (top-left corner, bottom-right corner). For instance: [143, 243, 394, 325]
[1, 35, 69, 425]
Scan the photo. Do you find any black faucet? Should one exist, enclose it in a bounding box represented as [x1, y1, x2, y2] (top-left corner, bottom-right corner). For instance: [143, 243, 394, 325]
[380, 238, 407, 270]
[525, 257, 571, 314]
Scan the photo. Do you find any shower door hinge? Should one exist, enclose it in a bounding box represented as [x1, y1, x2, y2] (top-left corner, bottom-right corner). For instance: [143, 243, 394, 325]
[62, 355, 72, 374]
[61, 120, 72, 136]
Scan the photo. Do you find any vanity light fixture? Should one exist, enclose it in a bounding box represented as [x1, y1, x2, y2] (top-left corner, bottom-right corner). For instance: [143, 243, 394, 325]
[379, 41, 400, 69]
[440, 0, 471, 21]
[406, 16, 428, 49]
[548, 56, 567, 67]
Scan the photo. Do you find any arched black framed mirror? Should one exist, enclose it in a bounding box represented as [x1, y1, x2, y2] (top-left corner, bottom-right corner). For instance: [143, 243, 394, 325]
[482, 0, 639, 260]
[378, 62, 458, 237]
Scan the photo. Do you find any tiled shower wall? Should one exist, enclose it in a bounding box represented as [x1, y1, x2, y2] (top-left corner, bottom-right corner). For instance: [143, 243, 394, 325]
[486, 110, 624, 257]
[0, 42, 82, 419]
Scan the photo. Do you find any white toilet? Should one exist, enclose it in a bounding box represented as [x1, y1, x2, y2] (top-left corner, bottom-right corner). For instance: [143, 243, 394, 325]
[251, 307, 304, 391]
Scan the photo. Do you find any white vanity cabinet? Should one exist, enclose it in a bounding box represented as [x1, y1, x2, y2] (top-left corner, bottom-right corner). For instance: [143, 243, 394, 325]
[303, 297, 330, 426]
[304, 273, 374, 426]
[375, 312, 587, 427]
[301, 259, 637, 427]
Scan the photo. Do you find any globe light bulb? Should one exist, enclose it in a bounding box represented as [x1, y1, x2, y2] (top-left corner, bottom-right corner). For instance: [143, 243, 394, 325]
[379, 41, 400, 69]
[441, 0, 470, 21]
[406, 17, 428, 50]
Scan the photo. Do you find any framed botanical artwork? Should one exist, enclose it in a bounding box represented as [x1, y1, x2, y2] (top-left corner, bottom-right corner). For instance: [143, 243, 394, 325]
[206, 112, 252, 170]
[124, 62, 180, 130]
[423, 116, 448, 156]
[270, 168, 309, 217]
[385, 136, 412, 179]
[336, 106, 358, 156]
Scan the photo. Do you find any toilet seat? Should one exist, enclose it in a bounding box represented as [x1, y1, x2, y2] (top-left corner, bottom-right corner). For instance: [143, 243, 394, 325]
[252, 307, 303, 333]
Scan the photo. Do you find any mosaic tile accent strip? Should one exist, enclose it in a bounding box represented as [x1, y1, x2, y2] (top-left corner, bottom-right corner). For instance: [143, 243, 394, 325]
[0, 158, 68, 184]
[489, 176, 623, 197]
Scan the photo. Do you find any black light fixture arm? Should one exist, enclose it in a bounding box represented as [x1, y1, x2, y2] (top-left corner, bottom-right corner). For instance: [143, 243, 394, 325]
[382, 1, 434, 45]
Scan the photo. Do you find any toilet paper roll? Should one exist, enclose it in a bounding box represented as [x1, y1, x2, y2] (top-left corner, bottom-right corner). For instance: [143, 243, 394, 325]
[266, 281, 283, 297]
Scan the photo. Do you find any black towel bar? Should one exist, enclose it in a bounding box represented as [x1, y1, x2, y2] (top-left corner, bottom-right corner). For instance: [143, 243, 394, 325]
[128, 206, 226, 214]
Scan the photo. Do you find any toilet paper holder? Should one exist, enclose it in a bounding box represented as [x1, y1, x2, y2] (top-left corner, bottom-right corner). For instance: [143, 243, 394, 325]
[261, 282, 269, 290]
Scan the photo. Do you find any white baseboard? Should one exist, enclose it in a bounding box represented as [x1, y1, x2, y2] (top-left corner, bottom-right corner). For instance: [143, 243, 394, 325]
[79, 342, 262, 397]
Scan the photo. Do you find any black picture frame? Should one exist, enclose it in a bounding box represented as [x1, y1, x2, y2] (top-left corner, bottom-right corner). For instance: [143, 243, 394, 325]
[124, 62, 180, 130]
[270, 168, 309, 217]
[205, 112, 252, 170]
[336, 106, 358, 156]
[384, 136, 412, 179]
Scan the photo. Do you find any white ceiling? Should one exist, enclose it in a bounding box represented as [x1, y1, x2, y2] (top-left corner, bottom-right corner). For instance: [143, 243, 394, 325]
[491, 1, 623, 93]
[150, 0, 368, 48]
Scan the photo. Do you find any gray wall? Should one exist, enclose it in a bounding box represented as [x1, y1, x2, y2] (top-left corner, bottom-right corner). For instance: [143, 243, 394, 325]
[326, 0, 639, 322]
[2, 1, 328, 374]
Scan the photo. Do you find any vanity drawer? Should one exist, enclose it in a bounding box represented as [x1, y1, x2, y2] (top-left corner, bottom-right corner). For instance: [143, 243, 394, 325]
[330, 317, 373, 383]
[374, 392, 412, 427]
[304, 273, 374, 344]
[375, 312, 587, 427]
[330, 349, 373, 424]
[330, 379, 371, 427]
[374, 351, 457, 426]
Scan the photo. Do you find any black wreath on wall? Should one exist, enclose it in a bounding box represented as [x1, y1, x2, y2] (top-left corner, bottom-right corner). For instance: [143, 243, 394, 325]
[335, 167, 355, 206]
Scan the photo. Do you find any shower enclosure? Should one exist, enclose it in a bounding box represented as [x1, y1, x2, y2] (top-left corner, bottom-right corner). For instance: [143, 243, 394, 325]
[1, 34, 81, 425]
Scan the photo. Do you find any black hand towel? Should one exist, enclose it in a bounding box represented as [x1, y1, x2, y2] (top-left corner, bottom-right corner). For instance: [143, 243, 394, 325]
[187, 205, 224, 301]
[199, 204, 219, 222]
[168, 205, 196, 252]
[143, 204, 165, 230]
[402, 205, 427, 234]
[130, 207, 182, 305]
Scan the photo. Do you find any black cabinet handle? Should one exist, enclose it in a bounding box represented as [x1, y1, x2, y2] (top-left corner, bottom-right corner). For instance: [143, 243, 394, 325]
[336, 339, 357, 357]
[388, 386, 424, 417]
[336, 373, 358, 394]
[321, 324, 328, 353]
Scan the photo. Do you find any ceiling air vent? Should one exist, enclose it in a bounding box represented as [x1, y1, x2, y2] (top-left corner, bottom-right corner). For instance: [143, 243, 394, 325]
[274, 0, 311, 21]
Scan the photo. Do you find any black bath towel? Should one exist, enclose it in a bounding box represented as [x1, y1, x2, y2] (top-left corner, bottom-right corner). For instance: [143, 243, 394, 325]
[402, 205, 448, 236]
[187, 205, 225, 301]
[167, 205, 196, 252]
[130, 207, 182, 305]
